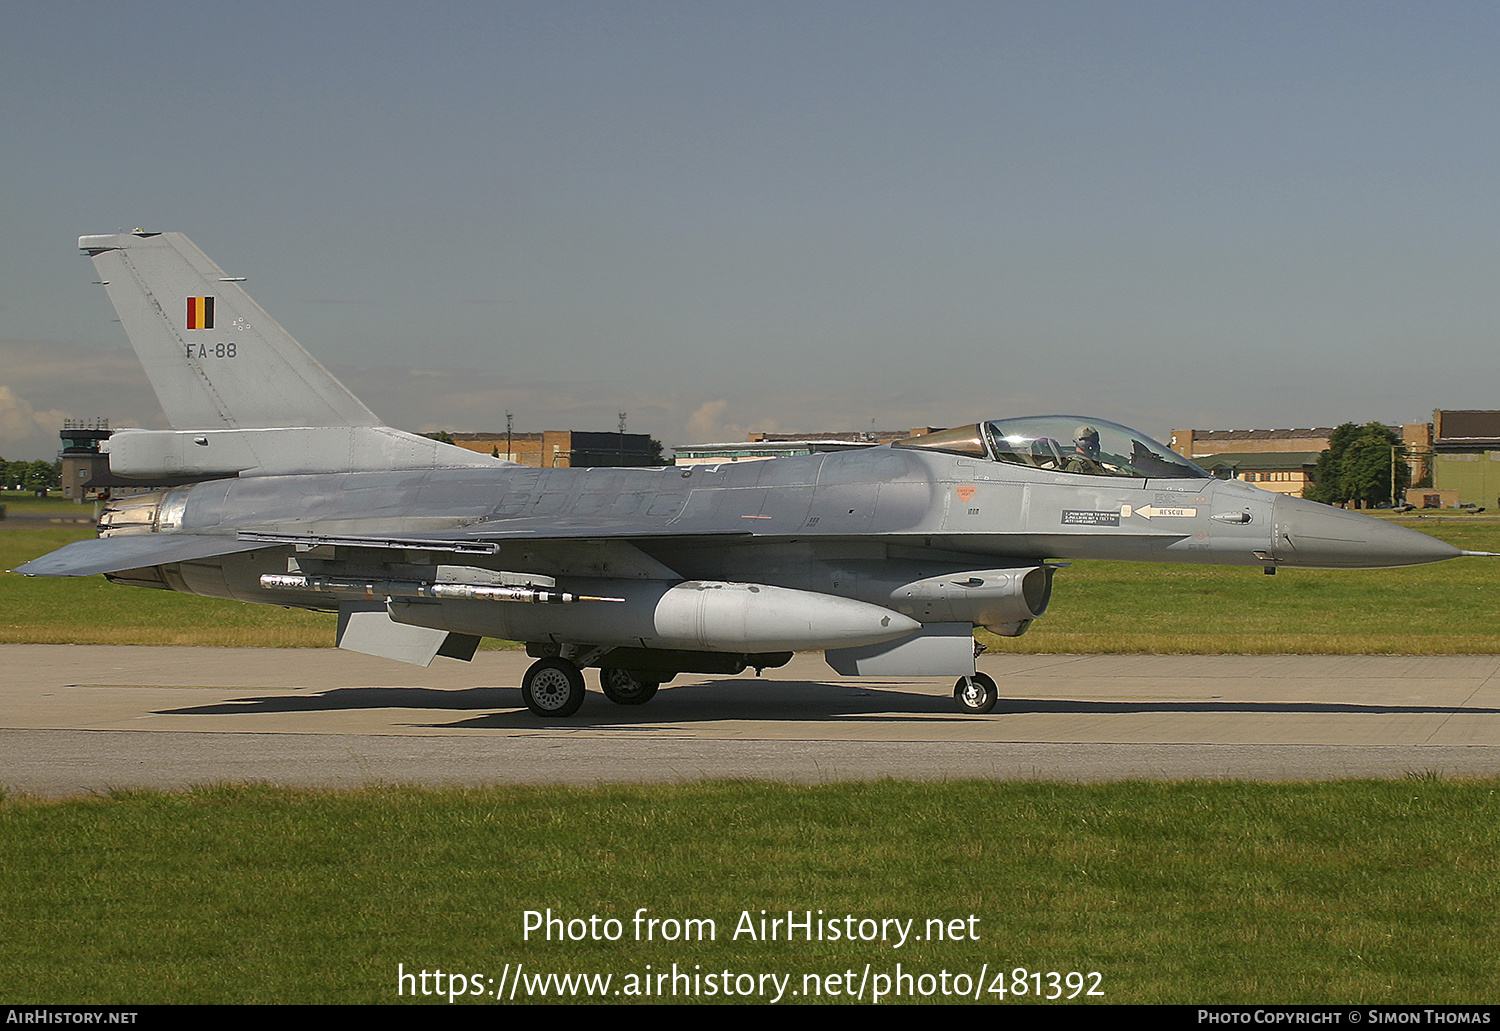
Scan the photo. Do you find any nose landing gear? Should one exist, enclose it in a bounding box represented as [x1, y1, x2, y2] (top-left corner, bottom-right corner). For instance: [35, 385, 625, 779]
[953, 672, 998, 714]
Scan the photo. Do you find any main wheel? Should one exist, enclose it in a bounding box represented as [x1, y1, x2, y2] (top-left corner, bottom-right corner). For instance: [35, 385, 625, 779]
[598, 667, 660, 705]
[953, 672, 998, 715]
[522, 659, 586, 717]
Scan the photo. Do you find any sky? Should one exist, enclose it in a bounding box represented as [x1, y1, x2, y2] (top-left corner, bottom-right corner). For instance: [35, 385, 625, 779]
[3, 1, 1500, 460]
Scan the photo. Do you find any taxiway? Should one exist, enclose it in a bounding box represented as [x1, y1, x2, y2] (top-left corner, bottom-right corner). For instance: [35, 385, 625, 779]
[1, 645, 1496, 795]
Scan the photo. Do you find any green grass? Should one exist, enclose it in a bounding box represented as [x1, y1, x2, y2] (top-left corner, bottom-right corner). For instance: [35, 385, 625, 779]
[0, 780, 1495, 1004]
[0, 489, 97, 517]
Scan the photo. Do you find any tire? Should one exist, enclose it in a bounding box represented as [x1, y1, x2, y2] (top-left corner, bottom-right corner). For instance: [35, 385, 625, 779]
[953, 672, 998, 715]
[522, 659, 586, 717]
[598, 667, 660, 705]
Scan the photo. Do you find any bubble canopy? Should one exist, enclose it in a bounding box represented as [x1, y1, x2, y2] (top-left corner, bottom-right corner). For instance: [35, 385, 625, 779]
[894, 416, 1209, 480]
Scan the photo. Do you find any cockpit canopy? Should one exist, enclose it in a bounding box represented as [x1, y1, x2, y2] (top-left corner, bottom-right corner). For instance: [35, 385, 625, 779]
[894, 416, 1209, 480]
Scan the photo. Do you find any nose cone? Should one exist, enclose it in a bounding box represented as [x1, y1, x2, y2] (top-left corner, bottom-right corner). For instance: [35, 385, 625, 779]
[1271, 495, 1460, 568]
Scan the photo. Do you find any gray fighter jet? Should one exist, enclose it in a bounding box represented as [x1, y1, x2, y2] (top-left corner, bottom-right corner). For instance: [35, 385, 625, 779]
[16, 232, 1469, 716]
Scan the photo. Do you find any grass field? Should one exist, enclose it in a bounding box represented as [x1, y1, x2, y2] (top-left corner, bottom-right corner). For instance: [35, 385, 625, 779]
[5, 513, 1498, 652]
[1, 780, 1495, 1005]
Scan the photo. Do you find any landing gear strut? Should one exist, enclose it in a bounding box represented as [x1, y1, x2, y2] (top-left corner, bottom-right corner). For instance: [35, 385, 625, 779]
[953, 672, 998, 715]
[522, 658, 586, 717]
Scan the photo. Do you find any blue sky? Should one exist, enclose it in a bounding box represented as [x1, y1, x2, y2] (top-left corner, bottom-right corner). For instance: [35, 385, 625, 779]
[4, 1, 1499, 459]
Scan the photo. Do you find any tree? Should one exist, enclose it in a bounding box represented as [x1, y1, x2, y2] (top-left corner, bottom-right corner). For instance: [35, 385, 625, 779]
[23, 460, 60, 494]
[1304, 422, 1407, 507]
[6, 460, 31, 491]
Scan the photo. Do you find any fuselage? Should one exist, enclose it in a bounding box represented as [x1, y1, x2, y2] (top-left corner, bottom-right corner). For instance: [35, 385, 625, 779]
[101, 441, 1458, 616]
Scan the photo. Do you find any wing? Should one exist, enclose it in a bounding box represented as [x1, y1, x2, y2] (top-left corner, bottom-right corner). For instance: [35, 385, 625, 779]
[17, 516, 751, 579]
[13, 534, 270, 577]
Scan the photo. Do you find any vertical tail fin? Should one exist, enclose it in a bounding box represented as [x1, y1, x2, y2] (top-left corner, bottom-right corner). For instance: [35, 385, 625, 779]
[81, 232, 382, 430]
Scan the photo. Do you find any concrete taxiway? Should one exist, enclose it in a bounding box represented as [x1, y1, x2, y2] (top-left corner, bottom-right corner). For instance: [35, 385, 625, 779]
[1, 645, 1496, 795]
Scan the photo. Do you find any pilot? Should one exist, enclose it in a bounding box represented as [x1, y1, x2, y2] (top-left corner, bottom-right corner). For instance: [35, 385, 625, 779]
[1075, 425, 1102, 456]
[1065, 425, 1104, 474]
[1066, 425, 1125, 476]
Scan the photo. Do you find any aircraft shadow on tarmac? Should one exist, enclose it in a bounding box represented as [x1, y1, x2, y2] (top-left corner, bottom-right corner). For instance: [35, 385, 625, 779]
[152, 680, 1499, 729]
[153, 680, 954, 726]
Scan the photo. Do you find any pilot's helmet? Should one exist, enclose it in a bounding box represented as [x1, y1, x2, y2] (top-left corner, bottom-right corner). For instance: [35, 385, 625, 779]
[1074, 425, 1101, 452]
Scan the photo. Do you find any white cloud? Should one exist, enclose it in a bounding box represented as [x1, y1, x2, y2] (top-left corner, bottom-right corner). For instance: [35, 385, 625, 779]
[686, 399, 730, 441]
[0, 340, 166, 459]
[0, 384, 68, 461]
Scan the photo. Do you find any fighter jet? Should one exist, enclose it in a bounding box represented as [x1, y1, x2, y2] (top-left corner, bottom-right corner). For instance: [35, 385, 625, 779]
[16, 232, 1469, 716]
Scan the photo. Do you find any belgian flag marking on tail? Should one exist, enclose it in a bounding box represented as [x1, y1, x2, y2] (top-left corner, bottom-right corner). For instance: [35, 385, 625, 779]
[187, 296, 215, 330]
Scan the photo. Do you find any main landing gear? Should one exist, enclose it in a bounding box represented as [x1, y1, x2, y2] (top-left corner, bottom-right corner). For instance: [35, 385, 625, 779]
[598, 667, 660, 705]
[953, 672, 998, 715]
[519, 656, 663, 717]
[521, 658, 587, 717]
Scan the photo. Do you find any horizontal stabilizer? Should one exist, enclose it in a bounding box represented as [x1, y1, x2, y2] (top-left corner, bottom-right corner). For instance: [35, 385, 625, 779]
[14, 534, 268, 577]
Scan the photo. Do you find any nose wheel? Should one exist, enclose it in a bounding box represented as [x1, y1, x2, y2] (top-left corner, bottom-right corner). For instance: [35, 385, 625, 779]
[522, 658, 587, 717]
[953, 672, 997, 714]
